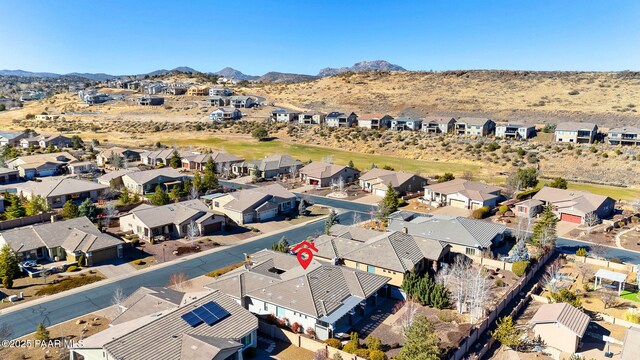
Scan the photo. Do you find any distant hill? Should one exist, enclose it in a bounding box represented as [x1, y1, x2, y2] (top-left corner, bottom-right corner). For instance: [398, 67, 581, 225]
[0, 69, 65, 78]
[258, 72, 319, 83]
[318, 60, 406, 77]
[213, 67, 259, 81]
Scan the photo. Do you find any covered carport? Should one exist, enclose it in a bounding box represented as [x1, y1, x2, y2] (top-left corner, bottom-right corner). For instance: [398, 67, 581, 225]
[594, 269, 628, 295]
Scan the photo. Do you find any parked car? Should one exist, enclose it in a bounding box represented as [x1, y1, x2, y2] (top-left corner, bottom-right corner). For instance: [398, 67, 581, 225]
[21, 260, 37, 268]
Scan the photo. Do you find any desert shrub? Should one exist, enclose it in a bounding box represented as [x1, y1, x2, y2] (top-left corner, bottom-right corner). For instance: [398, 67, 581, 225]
[324, 338, 342, 349]
[354, 349, 370, 358]
[471, 206, 491, 219]
[515, 188, 540, 200]
[625, 309, 640, 324]
[498, 205, 509, 213]
[575, 248, 588, 257]
[568, 90, 580, 95]
[333, 354, 344, 360]
[35, 275, 103, 296]
[512, 261, 529, 277]
[205, 262, 244, 277]
[369, 350, 387, 360]
[495, 279, 505, 287]
[3, 276, 13, 289]
[133, 259, 145, 265]
[436, 310, 459, 323]
[66, 265, 78, 272]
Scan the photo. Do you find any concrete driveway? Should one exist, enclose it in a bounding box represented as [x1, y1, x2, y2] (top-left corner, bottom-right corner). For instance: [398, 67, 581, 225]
[557, 221, 580, 237]
[431, 206, 472, 217]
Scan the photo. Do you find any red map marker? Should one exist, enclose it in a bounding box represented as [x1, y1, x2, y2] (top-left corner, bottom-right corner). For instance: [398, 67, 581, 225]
[291, 241, 318, 270]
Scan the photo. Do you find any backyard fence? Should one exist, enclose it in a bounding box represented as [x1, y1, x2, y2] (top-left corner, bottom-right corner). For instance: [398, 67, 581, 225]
[568, 254, 638, 273]
[467, 255, 515, 272]
[0, 212, 56, 230]
[598, 312, 640, 329]
[450, 250, 553, 360]
[258, 321, 367, 360]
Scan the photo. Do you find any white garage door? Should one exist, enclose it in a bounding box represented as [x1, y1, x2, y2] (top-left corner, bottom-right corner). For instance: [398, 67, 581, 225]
[373, 188, 387, 197]
[449, 199, 467, 209]
[257, 208, 278, 221]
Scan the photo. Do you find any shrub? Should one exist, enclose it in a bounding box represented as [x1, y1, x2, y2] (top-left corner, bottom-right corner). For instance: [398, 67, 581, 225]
[568, 90, 580, 95]
[498, 205, 509, 213]
[515, 188, 540, 200]
[133, 259, 145, 266]
[2, 275, 13, 289]
[66, 265, 78, 272]
[495, 279, 505, 287]
[369, 349, 388, 360]
[354, 349, 370, 358]
[35, 275, 103, 296]
[366, 336, 382, 351]
[625, 309, 640, 324]
[325, 338, 342, 349]
[342, 342, 358, 354]
[205, 262, 245, 277]
[471, 206, 491, 219]
[512, 261, 529, 277]
[333, 353, 344, 360]
[576, 248, 588, 257]
[291, 322, 302, 334]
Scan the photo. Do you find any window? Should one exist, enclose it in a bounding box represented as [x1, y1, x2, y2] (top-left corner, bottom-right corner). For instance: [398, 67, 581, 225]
[276, 306, 286, 318]
[465, 248, 476, 256]
[367, 265, 375, 273]
[214, 201, 219, 208]
[263, 302, 268, 311]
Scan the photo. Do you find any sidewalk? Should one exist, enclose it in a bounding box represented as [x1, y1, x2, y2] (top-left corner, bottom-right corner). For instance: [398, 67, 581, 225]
[0, 214, 329, 316]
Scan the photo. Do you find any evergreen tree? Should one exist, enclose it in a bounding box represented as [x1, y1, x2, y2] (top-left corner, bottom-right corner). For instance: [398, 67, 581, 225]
[548, 177, 568, 189]
[347, 160, 355, 169]
[377, 183, 399, 220]
[169, 149, 182, 168]
[491, 316, 521, 348]
[531, 204, 558, 248]
[4, 194, 25, 219]
[0, 244, 20, 285]
[150, 185, 170, 206]
[34, 323, 50, 342]
[169, 184, 182, 202]
[119, 187, 131, 205]
[325, 209, 339, 234]
[298, 199, 307, 215]
[25, 195, 49, 215]
[193, 171, 202, 192]
[78, 198, 97, 218]
[46, 143, 55, 153]
[62, 200, 79, 219]
[202, 158, 219, 191]
[436, 172, 455, 183]
[71, 135, 83, 150]
[396, 315, 442, 360]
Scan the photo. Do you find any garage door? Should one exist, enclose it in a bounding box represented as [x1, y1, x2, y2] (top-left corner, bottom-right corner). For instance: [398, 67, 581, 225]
[561, 213, 582, 224]
[373, 188, 387, 197]
[471, 202, 483, 210]
[449, 199, 467, 209]
[258, 208, 278, 221]
[202, 222, 222, 234]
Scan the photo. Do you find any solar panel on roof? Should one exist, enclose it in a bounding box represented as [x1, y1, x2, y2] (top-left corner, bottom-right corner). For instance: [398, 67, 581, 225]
[202, 301, 230, 321]
[193, 306, 217, 326]
[181, 312, 203, 327]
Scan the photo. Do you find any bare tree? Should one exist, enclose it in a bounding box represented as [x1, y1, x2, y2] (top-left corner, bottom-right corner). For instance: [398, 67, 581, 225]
[542, 260, 563, 292]
[168, 272, 190, 291]
[337, 176, 345, 193]
[584, 212, 600, 233]
[400, 300, 418, 336]
[538, 225, 557, 250]
[461, 170, 474, 181]
[438, 256, 492, 324]
[313, 348, 329, 360]
[103, 202, 118, 228]
[599, 289, 619, 309]
[352, 212, 362, 225]
[575, 262, 593, 284]
[289, 165, 297, 181]
[590, 239, 609, 260]
[186, 220, 200, 242]
[111, 287, 127, 317]
[188, 182, 199, 200]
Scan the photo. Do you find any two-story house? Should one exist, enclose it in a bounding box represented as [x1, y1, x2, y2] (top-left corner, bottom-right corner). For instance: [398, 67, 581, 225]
[554, 122, 598, 143]
[325, 112, 357, 128]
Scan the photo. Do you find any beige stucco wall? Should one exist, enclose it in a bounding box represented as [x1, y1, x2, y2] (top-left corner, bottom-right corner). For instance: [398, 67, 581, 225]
[533, 323, 579, 354]
[343, 259, 405, 287]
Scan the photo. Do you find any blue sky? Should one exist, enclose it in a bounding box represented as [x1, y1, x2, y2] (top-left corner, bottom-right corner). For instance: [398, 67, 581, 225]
[0, 0, 638, 75]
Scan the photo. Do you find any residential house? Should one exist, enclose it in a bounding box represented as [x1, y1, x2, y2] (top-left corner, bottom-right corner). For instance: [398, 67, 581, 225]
[181, 152, 244, 172]
[206, 249, 389, 340]
[122, 168, 191, 195]
[228, 96, 256, 108]
[0, 131, 29, 147]
[495, 123, 536, 139]
[142, 149, 196, 167]
[422, 117, 456, 134]
[70, 288, 258, 360]
[96, 168, 141, 187]
[608, 126, 640, 146]
[423, 179, 502, 209]
[311, 226, 449, 293]
[20, 134, 73, 149]
[325, 112, 357, 128]
[211, 183, 297, 225]
[96, 147, 142, 167]
[209, 87, 233, 96]
[554, 122, 598, 143]
[530, 186, 615, 224]
[299, 161, 360, 187]
[513, 198, 544, 219]
[164, 86, 187, 95]
[80, 91, 110, 105]
[207, 96, 229, 107]
[390, 117, 422, 131]
[210, 107, 242, 121]
[359, 168, 427, 196]
[357, 114, 392, 130]
[387, 211, 507, 256]
[7, 152, 77, 179]
[621, 327, 640, 360]
[187, 85, 210, 96]
[231, 154, 302, 179]
[0, 216, 123, 265]
[146, 83, 165, 95]
[271, 108, 300, 123]
[298, 112, 326, 126]
[529, 302, 590, 354]
[68, 161, 96, 175]
[137, 96, 165, 106]
[0, 168, 19, 184]
[15, 177, 108, 208]
[455, 117, 496, 136]
[120, 200, 226, 241]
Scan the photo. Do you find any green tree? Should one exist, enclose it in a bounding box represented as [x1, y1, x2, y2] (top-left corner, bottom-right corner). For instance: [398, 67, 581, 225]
[25, 195, 50, 215]
[531, 204, 558, 249]
[396, 315, 442, 360]
[325, 209, 339, 234]
[202, 158, 219, 191]
[46, 143, 55, 153]
[491, 316, 521, 348]
[34, 323, 50, 342]
[509, 167, 538, 189]
[0, 244, 20, 286]
[193, 171, 203, 192]
[549, 288, 582, 308]
[548, 177, 568, 189]
[169, 184, 183, 202]
[71, 135, 83, 150]
[169, 149, 182, 168]
[4, 195, 25, 219]
[366, 336, 382, 351]
[62, 200, 79, 219]
[271, 236, 290, 253]
[119, 187, 131, 205]
[78, 198, 97, 218]
[436, 172, 455, 183]
[252, 126, 269, 141]
[150, 185, 170, 206]
[377, 183, 399, 220]
[347, 160, 355, 169]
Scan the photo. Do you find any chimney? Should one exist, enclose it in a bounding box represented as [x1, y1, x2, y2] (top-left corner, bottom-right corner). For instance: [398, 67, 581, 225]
[402, 227, 408, 234]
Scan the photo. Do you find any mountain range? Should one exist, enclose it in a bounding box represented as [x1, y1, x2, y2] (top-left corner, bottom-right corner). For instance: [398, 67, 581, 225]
[0, 60, 406, 83]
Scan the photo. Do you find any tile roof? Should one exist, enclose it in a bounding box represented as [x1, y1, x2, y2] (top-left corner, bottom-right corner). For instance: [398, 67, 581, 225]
[358, 113, 386, 120]
[529, 302, 590, 337]
[533, 186, 613, 216]
[329, 224, 383, 242]
[609, 126, 640, 134]
[61, 228, 123, 253]
[112, 287, 187, 326]
[180, 334, 242, 360]
[97, 168, 141, 183]
[8, 151, 77, 167]
[425, 179, 501, 201]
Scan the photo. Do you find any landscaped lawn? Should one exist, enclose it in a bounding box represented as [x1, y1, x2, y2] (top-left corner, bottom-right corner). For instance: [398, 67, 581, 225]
[619, 290, 640, 302]
[566, 182, 640, 202]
